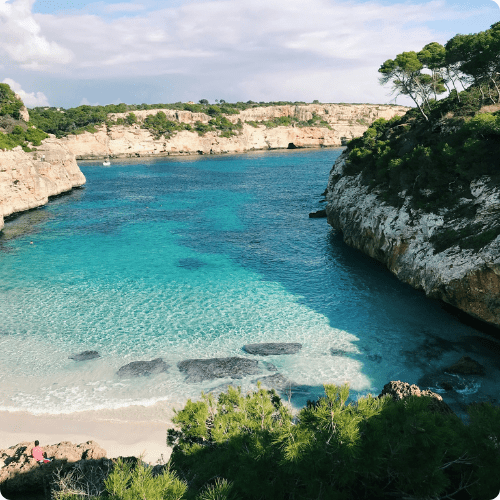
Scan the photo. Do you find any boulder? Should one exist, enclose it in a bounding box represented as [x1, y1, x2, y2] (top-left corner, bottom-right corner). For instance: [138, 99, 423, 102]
[177, 357, 260, 383]
[69, 350, 100, 361]
[379, 381, 454, 414]
[117, 358, 169, 378]
[443, 356, 485, 376]
[243, 343, 302, 356]
[0, 441, 107, 498]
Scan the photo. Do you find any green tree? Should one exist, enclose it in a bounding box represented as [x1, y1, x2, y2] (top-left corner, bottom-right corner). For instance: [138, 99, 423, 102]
[126, 112, 137, 125]
[417, 42, 448, 100]
[379, 51, 429, 120]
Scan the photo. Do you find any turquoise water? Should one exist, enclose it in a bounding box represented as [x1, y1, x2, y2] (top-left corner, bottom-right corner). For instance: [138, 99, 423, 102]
[0, 148, 499, 415]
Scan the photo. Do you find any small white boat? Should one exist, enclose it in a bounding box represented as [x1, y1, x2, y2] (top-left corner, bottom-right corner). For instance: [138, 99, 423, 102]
[102, 159, 111, 166]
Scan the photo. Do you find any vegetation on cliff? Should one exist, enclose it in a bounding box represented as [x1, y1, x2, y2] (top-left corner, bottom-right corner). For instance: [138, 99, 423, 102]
[0, 83, 48, 151]
[26, 100, 318, 139]
[50, 384, 500, 500]
[342, 22, 500, 251]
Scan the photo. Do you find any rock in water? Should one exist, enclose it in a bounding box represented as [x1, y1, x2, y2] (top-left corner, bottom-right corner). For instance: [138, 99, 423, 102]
[309, 209, 327, 218]
[444, 356, 485, 375]
[379, 380, 454, 414]
[177, 357, 260, 383]
[69, 351, 100, 361]
[243, 343, 302, 355]
[117, 358, 169, 377]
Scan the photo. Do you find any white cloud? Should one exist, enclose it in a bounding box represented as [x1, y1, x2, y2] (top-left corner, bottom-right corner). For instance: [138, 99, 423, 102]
[2, 0, 493, 104]
[2, 78, 50, 106]
[79, 97, 100, 106]
[0, 0, 73, 69]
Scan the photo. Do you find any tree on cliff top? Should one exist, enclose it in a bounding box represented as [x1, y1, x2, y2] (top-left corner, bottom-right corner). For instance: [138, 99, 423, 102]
[378, 51, 431, 121]
[0, 83, 23, 120]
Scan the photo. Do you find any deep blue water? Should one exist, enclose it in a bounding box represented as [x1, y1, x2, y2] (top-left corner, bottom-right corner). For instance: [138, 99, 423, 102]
[0, 148, 499, 415]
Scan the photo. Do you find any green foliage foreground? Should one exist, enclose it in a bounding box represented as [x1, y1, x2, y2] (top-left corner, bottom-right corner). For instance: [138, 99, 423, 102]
[57, 384, 500, 500]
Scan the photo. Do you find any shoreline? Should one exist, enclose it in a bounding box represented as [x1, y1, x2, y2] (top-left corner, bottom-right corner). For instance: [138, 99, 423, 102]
[0, 401, 182, 465]
[74, 144, 344, 161]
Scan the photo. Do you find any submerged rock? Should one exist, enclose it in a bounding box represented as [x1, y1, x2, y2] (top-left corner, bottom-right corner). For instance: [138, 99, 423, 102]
[177, 357, 260, 383]
[117, 358, 169, 378]
[252, 373, 295, 391]
[243, 343, 302, 356]
[69, 351, 101, 361]
[443, 356, 485, 376]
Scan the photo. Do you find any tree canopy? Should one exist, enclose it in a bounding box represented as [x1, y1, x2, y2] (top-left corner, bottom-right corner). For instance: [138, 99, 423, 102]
[379, 22, 500, 119]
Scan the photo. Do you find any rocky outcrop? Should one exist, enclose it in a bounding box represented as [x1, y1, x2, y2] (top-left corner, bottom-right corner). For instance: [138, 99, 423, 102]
[378, 381, 454, 414]
[325, 151, 500, 329]
[54, 104, 408, 160]
[0, 441, 107, 498]
[0, 142, 86, 231]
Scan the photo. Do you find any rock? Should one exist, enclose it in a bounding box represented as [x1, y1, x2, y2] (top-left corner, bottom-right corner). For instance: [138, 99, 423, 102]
[443, 356, 485, 376]
[69, 350, 100, 361]
[262, 361, 278, 372]
[325, 149, 500, 329]
[309, 209, 327, 218]
[330, 348, 348, 356]
[52, 104, 408, 160]
[0, 143, 86, 231]
[252, 373, 295, 391]
[379, 381, 454, 414]
[177, 357, 260, 383]
[0, 441, 107, 498]
[243, 343, 302, 356]
[117, 358, 169, 378]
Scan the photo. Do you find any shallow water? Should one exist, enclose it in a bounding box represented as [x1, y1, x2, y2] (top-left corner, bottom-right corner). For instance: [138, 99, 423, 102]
[0, 148, 499, 416]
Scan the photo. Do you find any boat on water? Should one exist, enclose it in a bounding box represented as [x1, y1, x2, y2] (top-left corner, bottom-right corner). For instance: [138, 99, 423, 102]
[103, 159, 111, 166]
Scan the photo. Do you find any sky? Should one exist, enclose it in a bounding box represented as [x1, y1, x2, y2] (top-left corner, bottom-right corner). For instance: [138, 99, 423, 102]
[0, 0, 499, 108]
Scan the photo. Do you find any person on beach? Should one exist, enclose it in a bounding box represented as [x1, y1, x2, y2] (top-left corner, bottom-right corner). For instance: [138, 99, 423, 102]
[32, 440, 51, 463]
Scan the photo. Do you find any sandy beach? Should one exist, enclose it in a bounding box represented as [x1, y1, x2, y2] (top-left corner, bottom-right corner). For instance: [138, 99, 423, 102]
[0, 401, 182, 465]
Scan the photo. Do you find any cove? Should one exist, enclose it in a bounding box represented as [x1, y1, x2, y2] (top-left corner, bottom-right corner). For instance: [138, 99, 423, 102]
[0, 148, 498, 416]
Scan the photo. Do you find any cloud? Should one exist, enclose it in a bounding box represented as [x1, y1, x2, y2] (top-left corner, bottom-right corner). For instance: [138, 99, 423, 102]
[104, 2, 146, 13]
[2, 78, 50, 106]
[79, 97, 100, 106]
[0, 0, 73, 69]
[3, 0, 492, 104]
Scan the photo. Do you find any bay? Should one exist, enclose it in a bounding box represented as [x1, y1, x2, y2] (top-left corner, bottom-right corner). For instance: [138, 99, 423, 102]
[0, 148, 498, 416]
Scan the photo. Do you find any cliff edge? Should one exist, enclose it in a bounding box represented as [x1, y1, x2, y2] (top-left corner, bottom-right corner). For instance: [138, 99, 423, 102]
[51, 104, 408, 159]
[0, 142, 86, 231]
[326, 150, 500, 328]
[325, 93, 500, 330]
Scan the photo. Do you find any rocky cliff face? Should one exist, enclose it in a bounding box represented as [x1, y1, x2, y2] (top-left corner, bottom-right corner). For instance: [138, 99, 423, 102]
[0, 142, 86, 230]
[325, 151, 500, 329]
[61, 104, 408, 159]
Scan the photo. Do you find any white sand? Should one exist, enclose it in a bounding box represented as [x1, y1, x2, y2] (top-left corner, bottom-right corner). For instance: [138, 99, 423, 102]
[0, 400, 183, 465]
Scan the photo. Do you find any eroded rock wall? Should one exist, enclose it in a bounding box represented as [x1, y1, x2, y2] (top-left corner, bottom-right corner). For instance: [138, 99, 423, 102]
[325, 151, 500, 328]
[59, 104, 408, 160]
[0, 142, 86, 230]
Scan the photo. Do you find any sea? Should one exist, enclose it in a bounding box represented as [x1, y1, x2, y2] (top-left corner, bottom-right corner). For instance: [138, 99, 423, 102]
[0, 148, 499, 417]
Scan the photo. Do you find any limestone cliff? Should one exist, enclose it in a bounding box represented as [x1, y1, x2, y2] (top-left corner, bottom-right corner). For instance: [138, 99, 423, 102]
[57, 104, 408, 159]
[325, 150, 500, 329]
[0, 142, 86, 230]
